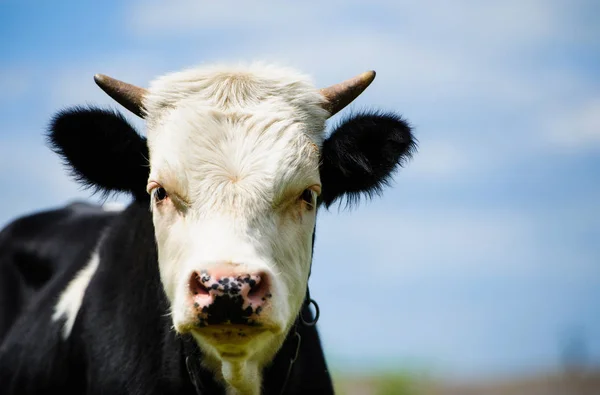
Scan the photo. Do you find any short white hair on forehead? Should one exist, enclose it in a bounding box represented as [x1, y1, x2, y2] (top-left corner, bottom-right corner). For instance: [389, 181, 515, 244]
[141, 62, 331, 139]
[141, 63, 330, 216]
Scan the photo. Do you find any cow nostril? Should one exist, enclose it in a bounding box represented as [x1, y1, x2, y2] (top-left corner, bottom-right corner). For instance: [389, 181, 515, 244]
[248, 280, 263, 296]
[189, 272, 210, 296]
[247, 272, 269, 300]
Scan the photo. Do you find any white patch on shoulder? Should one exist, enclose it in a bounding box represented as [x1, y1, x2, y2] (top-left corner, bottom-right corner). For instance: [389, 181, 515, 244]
[102, 201, 126, 212]
[52, 246, 101, 339]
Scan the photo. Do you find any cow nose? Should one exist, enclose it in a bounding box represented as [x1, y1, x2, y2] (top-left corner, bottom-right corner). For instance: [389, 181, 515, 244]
[189, 270, 272, 326]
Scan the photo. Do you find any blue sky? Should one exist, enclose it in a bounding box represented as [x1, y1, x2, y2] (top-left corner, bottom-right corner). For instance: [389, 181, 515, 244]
[1, 0, 599, 380]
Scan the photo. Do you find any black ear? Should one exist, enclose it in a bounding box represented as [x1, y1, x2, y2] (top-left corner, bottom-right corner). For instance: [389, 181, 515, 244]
[319, 110, 416, 208]
[47, 106, 149, 201]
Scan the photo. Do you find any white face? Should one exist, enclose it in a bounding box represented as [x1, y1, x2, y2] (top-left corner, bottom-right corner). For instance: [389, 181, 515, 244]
[143, 64, 329, 361]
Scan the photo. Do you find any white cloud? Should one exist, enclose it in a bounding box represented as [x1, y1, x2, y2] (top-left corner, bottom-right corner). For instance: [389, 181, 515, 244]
[0, 136, 83, 225]
[543, 98, 600, 151]
[314, 206, 538, 280]
[126, 0, 558, 104]
[129, 0, 321, 33]
[0, 134, 130, 228]
[129, 0, 559, 42]
[125, 0, 566, 91]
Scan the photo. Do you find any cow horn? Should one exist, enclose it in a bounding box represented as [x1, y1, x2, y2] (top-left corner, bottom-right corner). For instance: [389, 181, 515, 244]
[94, 74, 148, 118]
[319, 70, 376, 117]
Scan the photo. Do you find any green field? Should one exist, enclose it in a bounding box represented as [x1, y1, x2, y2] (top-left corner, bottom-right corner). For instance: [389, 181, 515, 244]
[332, 369, 600, 395]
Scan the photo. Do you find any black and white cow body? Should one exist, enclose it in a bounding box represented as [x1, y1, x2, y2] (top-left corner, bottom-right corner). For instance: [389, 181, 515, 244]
[0, 201, 119, 342]
[0, 62, 416, 395]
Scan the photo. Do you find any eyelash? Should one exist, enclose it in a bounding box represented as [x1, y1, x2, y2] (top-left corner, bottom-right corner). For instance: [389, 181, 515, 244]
[300, 189, 315, 211]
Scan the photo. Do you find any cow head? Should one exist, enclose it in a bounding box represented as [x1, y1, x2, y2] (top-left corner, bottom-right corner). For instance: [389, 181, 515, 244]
[48, 62, 415, 392]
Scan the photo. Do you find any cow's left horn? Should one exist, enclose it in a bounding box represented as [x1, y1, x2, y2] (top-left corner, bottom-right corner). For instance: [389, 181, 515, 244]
[94, 74, 148, 118]
[319, 70, 376, 117]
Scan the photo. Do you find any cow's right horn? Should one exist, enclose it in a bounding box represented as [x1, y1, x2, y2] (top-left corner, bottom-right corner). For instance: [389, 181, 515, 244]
[94, 74, 148, 118]
[319, 70, 376, 117]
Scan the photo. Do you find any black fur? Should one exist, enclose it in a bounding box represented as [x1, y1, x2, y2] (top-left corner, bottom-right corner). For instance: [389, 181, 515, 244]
[47, 107, 150, 201]
[0, 201, 118, 344]
[320, 111, 416, 208]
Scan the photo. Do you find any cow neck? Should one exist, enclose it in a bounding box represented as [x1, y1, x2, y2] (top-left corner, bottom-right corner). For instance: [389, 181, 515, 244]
[183, 288, 320, 395]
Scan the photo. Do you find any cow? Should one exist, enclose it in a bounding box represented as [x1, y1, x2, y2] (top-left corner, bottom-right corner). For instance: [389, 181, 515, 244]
[0, 62, 416, 395]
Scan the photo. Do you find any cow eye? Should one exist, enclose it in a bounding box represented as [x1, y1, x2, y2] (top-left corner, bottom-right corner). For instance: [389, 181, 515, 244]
[153, 187, 168, 202]
[300, 189, 315, 211]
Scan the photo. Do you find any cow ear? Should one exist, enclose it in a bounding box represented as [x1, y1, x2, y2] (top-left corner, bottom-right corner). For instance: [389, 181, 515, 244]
[47, 106, 149, 201]
[319, 111, 416, 208]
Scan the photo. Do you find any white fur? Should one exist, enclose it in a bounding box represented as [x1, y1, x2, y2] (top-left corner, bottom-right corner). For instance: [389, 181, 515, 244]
[101, 201, 126, 212]
[142, 62, 329, 394]
[52, 247, 101, 339]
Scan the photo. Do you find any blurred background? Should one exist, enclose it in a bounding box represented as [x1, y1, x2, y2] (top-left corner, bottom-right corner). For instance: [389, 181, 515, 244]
[1, 1, 599, 394]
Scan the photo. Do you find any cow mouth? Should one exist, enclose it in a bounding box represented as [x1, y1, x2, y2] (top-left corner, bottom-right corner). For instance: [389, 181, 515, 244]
[194, 321, 278, 334]
[192, 323, 272, 346]
[175, 310, 281, 338]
